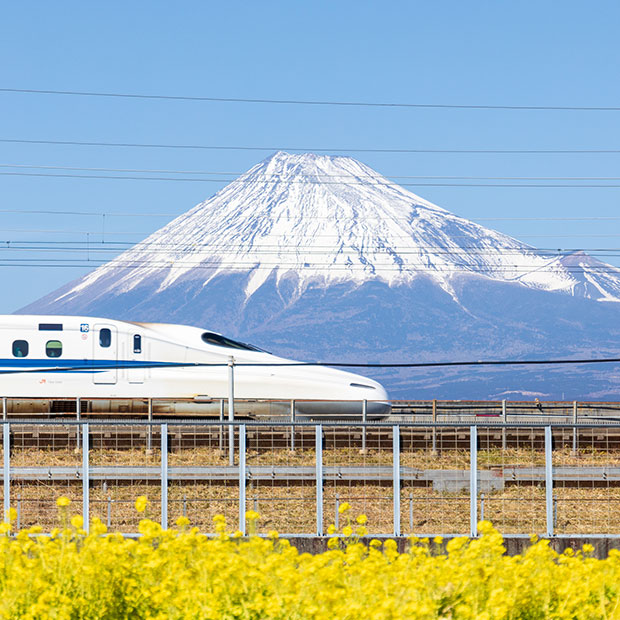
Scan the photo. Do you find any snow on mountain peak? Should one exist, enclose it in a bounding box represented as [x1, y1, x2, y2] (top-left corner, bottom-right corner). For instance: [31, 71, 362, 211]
[52, 151, 620, 305]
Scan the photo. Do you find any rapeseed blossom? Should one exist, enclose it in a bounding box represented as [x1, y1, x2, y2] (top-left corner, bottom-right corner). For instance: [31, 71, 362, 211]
[134, 495, 148, 512]
[175, 515, 190, 528]
[70, 515, 84, 529]
[338, 501, 351, 514]
[0, 502, 617, 618]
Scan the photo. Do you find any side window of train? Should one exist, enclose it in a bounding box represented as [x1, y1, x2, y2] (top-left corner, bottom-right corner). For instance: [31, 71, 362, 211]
[133, 334, 142, 353]
[12, 340, 29, 358]
[99, 328, 112, 348]
[46, 340, 62, 358]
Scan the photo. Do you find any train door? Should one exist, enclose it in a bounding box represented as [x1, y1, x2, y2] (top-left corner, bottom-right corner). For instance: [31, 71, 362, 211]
[92, 324, 118, 384]
[128, 332, 144, 384]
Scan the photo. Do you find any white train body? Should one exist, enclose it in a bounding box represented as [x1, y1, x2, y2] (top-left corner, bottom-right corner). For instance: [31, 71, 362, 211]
[0, 315, 390, 417]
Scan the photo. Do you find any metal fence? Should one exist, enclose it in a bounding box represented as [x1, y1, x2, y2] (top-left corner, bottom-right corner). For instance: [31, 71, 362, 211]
[6, 396, 620, 424]
[3, 420, 620, 538]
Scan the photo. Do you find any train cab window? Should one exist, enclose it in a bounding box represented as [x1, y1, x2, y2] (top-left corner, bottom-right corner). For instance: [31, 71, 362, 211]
[201, 332, 264, 352]
[12, 340, 29, 358]
[46, 340, 62, 358]
[99, 328, 112, 348]
[133, 334, 142, 353]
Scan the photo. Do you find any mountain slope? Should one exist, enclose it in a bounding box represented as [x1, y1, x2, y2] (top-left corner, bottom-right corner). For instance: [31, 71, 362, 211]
[20, 152, 620, 399]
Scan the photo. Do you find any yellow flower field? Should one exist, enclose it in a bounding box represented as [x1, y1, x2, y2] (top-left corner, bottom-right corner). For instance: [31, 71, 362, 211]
[0, 500, 618, 619]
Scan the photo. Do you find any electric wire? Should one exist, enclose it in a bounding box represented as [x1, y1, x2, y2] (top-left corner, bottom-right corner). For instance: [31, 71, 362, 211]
[1, 356, 620, 376]
[2, 138, 620, 155]
[0, 259, 617, 274]
[2, 87, 620, 111]
[4, 242, 620, 258]
[4, 162, 620, 182]
[2, 212, 620, 224]
[2, 230, 620, 240]
[3, 170, 620, 188]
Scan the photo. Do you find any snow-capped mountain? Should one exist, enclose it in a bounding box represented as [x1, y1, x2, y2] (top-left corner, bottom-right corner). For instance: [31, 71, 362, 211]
[20, 152, 620, 399]
[31, 151, 620, 307]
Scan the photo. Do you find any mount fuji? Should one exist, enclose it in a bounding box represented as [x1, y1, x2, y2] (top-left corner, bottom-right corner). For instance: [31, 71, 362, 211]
[20, 152, 620, 399]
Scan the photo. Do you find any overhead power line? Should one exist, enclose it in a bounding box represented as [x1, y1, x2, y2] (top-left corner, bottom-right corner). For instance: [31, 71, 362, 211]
[3, 162, 620, 182]
[0, 209, 177, 217]
[4, 240, 620, 257]
[254, 358, 620, 368]
[0, 259, 618, 274]
[2, 357, 620, 375]
[306, 358, 620, 368]
[4, 231, 620, 243]
[3, 170, 620, 188]
[3, 230, 620, 240]
[2, 208, 620, 223]
[2, 87, 620, 111]
[2, 137, 620, 154]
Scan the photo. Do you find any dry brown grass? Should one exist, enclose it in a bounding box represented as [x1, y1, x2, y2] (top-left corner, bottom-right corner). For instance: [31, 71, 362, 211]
[7, 480, 620, 537]
[6, 445, 620, 470]
[5, 442, 620, 536]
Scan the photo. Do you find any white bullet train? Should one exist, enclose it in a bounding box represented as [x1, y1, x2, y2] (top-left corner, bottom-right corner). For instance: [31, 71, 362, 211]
[0, 315, 391, 418]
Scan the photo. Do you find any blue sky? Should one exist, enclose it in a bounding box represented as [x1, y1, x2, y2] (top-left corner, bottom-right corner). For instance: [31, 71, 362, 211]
[1, 1, 620, 312]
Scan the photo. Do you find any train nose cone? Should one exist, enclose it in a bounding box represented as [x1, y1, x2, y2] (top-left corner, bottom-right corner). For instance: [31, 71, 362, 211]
[366, 400, 392, 417]
[349, 378, 391, 417]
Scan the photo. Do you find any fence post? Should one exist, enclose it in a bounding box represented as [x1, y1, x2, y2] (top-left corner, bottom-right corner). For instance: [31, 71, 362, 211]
[315, 424, 323, 536]
[161, 423, 168, 529]
[393, 425, 400, 537]
[228, 357, 235, 466]
[361, 400, 367, 454]
[409, 493, 413, 530]
[572, 401, 578, 456]
[545, 426, 554, 537]
[470, 425, 478, 537]
[82, 423, 89, 533]
[147, 398, 153, 454]
[75, 397, 81, 452]
[290, 400, 295, 451]
[335, 495, 339, 529]
[219, 399, 224, 453]
[3, 423, 9, 520]
[501, 400, 507, 450]
[431, 400, 437, 456]
[239, 424, 246, 535]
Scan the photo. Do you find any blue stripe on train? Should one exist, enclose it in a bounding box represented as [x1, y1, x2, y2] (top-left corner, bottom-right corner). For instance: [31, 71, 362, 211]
[0, 359, 185, 370]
